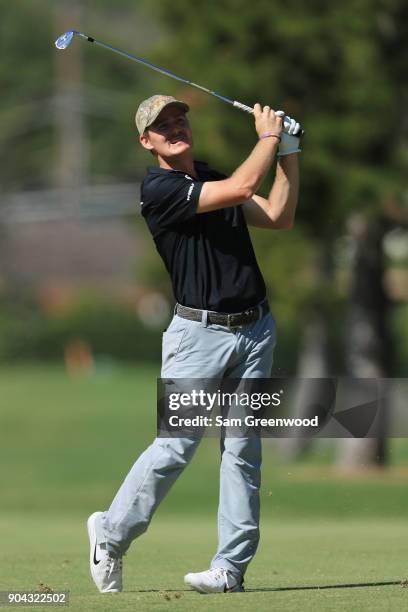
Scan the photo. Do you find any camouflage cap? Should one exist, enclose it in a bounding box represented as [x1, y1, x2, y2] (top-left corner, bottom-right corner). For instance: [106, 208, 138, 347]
[135, 95, 189, 135]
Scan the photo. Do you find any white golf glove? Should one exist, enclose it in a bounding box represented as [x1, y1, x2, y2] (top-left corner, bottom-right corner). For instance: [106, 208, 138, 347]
[276, 111, 301, 136]
[278, 132, 301, 156]
[275, 111, 301, 156]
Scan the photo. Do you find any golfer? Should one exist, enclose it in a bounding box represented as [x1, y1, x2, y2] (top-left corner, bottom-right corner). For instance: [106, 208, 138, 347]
[87, 94, 300, 594]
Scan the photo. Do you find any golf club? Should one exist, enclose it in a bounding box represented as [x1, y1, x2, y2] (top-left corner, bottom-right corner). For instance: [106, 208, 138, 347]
[55, 30, 304, 137]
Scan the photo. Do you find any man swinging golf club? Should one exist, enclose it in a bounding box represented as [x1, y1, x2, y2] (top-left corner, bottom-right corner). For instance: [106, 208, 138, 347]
[87, 94, 300, 594]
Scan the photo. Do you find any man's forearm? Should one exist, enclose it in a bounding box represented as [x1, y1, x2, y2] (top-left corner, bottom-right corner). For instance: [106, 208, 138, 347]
[267, 154, 299, 228]
[198, 105, 283, 213]
[230, 138, 279, 198]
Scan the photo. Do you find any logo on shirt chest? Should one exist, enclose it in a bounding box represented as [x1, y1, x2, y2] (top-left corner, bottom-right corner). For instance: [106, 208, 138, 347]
[186, 183, 194, 201]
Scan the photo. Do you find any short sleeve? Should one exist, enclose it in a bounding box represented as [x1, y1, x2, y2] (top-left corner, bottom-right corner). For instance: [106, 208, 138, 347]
[141, 173, 203, 230]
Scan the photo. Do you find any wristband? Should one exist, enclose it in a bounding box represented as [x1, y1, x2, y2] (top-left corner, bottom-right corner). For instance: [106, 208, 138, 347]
[259, 132, 281, 142]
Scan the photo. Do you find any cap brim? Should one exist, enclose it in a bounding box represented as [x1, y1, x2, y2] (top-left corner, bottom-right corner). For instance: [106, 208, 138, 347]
[147, 101, 190, 128]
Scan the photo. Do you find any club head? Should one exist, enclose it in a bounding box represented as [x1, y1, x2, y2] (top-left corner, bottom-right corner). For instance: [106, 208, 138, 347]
[55, 30, 77, 50]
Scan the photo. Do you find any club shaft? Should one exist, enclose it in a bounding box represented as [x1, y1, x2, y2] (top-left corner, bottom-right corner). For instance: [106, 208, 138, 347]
[74, 31, 303, 134]
[80, 33, 245, 110]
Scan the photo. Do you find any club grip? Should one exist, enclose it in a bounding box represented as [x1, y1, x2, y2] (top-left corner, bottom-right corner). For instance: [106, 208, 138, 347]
[233, 101, 254, 114]
[233, 101, 304, 137]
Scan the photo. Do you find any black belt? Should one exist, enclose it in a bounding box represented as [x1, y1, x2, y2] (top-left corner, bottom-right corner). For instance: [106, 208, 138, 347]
[175, 301, 269, 328]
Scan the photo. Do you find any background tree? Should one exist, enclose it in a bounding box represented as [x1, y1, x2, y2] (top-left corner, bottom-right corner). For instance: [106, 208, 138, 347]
[149, 0, 408, 464]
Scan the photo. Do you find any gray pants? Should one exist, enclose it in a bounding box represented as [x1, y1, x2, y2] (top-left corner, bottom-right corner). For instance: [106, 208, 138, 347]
[97, 309, 276, 579]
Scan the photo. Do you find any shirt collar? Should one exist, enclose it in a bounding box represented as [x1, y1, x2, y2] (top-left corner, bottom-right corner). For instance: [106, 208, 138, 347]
[146, 161, 209, 177]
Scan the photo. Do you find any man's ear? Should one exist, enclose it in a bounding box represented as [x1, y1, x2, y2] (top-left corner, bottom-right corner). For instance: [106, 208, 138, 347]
[139, 131, 154, 152]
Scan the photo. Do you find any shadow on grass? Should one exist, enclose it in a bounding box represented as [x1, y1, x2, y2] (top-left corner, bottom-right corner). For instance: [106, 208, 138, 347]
[129, 579, 404, 593]
[247, 580, 403, 592]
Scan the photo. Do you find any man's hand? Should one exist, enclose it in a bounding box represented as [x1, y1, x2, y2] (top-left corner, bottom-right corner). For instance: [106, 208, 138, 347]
[278, 132, 301, 157]
[253, 103, 283, 140]
[277, 112, 301, 136]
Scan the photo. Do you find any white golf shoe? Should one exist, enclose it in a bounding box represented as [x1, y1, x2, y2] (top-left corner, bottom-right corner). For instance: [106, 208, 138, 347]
[184, 568, 244, 593]
[87, 511, 123, 593]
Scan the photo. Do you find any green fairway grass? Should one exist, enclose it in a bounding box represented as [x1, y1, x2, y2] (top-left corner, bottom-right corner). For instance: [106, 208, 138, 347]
[2, 364, 408, 520]
[1, 365, 408, 610]
[1, 515, 407, 611]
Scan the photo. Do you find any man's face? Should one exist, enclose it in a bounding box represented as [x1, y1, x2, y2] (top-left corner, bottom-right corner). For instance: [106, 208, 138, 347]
[139, 106, 193, 158]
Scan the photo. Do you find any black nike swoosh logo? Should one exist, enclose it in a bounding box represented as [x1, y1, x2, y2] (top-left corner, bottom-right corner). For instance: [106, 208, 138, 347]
[93, 544, 101, 565]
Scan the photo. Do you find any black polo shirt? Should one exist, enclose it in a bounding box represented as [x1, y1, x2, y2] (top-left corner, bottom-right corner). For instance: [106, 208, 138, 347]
[140, 161, 266, 313]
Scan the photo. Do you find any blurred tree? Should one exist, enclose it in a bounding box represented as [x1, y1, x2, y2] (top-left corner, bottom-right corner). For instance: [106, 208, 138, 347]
[53, 1, 87, 213]
[0, 1, 54, 190]
[150, 0, 408, 464]
[0, 0, 161, 191]
[337, 214, 392, 468]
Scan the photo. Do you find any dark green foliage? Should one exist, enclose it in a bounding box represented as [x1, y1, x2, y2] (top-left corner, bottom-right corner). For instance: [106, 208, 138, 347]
[150, 0, 408, 378]
[0, 0, 160, 189]
[0, 1, 54, 189]
[153, 0, 407, 233]
[1, 1, 407, 372]
[0, 301, 162, 363]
